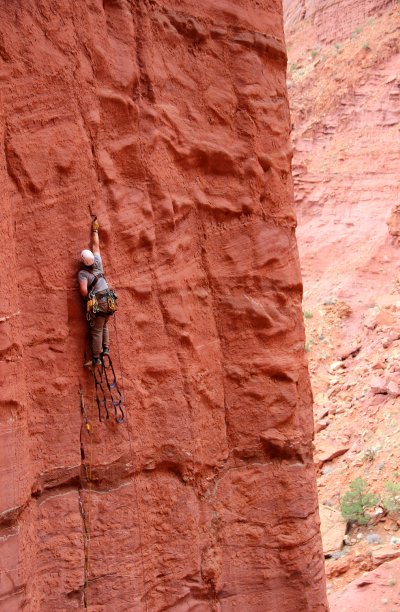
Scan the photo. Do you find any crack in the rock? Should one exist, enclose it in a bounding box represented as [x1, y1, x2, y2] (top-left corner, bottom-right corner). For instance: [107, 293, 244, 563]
[70, 9, 105, 206]
[77, 488, 89, 611]
[0, 504, 27, 528]
[196, 214, 231, 461]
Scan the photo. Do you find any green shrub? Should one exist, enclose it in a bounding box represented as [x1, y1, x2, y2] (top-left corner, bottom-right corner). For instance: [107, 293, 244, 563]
[382, 481, 400, 513]
[340, 478, 379, 525]
[303, 310, 313, 319]
[311, 48, 319, 59]
[363, 41, 370, 50]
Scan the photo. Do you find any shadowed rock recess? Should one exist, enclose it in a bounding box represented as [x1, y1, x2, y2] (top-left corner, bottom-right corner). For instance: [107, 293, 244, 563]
[0, 1, 327, 610]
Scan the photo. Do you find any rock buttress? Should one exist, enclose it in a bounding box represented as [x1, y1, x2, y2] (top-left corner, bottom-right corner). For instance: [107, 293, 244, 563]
[0, 1, 327, 610]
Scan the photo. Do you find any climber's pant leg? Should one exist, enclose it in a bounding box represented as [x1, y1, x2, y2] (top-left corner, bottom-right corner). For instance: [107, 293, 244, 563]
[103, 319, 110, 348]
[92, 297, 111, 354]
[91, 315, 106, 356]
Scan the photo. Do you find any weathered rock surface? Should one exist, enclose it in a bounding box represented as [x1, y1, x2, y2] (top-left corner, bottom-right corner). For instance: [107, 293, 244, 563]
[372, 546, 400, 566]
[329, 557, 400, 611]
[0, 1, 327, 611]
[315, 441, 350, 466]
[283, 0, 394, 42]
[286, 5, 400, 327]
[319, 505, 347, 556]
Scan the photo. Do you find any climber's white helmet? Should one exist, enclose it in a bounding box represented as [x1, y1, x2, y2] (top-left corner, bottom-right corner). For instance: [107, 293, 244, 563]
[81, 249, 95, 266]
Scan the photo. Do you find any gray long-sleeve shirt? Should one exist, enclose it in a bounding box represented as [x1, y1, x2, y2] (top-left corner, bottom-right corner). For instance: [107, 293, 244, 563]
[78, 253, 109, 293]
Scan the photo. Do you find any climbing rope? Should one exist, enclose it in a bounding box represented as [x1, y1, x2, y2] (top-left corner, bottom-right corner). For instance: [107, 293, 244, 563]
[113, 314, 126, 411]
[79, 386, 94, 610]
[113, 314, 148, 612]
[80, 315, 148, 610]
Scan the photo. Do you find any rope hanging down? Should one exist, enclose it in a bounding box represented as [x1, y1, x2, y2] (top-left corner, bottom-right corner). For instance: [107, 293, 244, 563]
[79, 387, 94, 611]
[112, 316, 148, 612]
[82, 315, 148, 610]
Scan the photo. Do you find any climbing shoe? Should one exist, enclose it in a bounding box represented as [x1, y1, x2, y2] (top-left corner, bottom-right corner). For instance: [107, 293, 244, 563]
[102, 346, 110, 356]
[84, 356, 102, 368]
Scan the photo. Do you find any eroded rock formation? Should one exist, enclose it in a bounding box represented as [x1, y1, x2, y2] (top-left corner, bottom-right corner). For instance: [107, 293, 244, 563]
[0, 1, 326, 610]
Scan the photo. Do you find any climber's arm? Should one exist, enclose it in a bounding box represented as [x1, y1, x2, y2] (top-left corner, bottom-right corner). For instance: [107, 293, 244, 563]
[91, 217, 100, 255]
[79, 278, 88, 297]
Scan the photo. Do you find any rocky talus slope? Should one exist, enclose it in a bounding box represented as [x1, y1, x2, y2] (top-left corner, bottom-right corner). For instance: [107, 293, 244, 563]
[284, 0, 400, 609]
[0, 1, 327, 610]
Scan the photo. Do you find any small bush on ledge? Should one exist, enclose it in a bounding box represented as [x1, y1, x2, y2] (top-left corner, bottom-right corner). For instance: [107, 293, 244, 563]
[341, 478, 379, 525]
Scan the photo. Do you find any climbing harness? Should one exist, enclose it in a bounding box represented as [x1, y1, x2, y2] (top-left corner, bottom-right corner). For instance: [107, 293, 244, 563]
[86, 287, 118, 324]
[85, 272, 103, 323]
[86, 292, 100, 322]
[106, 288, 118, 313]
[89, 353, 125, 423]
[84, 266, 118, 325]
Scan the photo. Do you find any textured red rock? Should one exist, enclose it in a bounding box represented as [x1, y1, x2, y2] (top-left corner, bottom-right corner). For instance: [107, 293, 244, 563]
[286, 5, 400, 333]
[319, 505, 347, 556]
[371, 375, 389, 394]
[0, 1, 327, 610]
[315, 441, 350, 465]
[387, 204, 400, 238]
[283, 0, 394, 42]
[372, 546, 400, 566]
[329, 557, 400, 611]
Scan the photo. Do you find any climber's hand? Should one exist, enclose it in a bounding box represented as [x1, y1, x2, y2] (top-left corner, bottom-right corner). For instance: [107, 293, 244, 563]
[91, 217, 100, 254]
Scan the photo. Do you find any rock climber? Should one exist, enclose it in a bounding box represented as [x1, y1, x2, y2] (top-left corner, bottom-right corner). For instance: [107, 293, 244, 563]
[78, 217, 116, 367]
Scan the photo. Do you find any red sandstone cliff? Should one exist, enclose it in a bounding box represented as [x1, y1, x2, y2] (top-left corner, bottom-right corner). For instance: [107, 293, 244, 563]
[0, 2, 327, 610]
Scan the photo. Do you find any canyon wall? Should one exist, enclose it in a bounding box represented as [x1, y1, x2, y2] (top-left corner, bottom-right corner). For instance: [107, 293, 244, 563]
[283, 0, 396, 42]
[0, 1, 327, 610]
[283, 0, 399, 604]
[285, 2, 399, 324]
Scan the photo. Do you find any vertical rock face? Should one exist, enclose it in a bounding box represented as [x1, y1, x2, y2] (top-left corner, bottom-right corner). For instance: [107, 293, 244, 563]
[0, 2, 327, 611]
